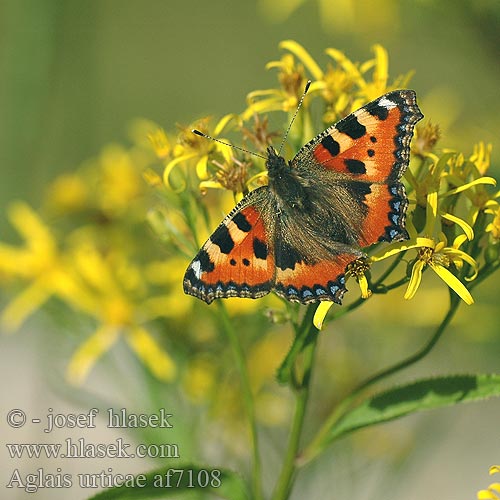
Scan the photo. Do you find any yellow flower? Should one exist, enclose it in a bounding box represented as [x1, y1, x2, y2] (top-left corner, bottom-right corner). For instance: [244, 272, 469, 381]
[372, 193, 477, 305]
[486, 205, 500, 240]
[161, 114, 238, 192]
[402, 235, 476, 305]
[243, 40, 320, 121]
[258, 0, 400, 36]
[0, 203, 73, 331]
[63, 240, 177, 385]
[477, 465, 500, 500]
[97, 144, 144, 216]
[183, 355, 217, 403]
[243, 41, 413, 127]
[45, 173, 89, 214]
[313, 258, 371, 330]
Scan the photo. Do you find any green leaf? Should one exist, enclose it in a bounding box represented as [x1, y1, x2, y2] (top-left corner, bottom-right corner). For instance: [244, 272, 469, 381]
[328, 373, 500, 442]
[87, 464, 250, 500]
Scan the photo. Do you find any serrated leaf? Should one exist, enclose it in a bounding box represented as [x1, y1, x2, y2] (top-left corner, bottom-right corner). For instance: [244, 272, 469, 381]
[87, 464, 250, 500]
[327, 374, 500, 442]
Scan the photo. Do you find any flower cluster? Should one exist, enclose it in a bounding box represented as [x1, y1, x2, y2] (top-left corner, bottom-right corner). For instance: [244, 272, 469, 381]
[1, 41, 498, 408]
[147, 41, 498, 329]
[478, 465, 500, 500]
[0, 125, 184, 384]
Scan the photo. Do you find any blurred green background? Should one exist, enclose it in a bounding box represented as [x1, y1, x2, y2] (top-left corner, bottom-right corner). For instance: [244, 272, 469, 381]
[1, 0, 500, 214]
[1, 1, 499, 499]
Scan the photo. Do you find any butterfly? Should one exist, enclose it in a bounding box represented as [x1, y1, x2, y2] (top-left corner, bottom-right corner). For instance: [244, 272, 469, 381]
[184, 90, 423, 305]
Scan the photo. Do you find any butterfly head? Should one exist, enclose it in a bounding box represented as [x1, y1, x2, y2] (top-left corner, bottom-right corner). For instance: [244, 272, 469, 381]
[265, 146, 289, 180]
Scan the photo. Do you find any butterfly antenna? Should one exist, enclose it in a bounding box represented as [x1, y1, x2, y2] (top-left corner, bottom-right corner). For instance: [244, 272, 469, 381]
[192, 129, 267, 160]
[277, 79, 312, 156]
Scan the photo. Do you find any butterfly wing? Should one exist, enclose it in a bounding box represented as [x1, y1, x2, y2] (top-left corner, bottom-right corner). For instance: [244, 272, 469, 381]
[183, 186, 276, 304]
[271, 90, 423, 304]
[273, 243, 359, 304]
[292, 90, 423, 247]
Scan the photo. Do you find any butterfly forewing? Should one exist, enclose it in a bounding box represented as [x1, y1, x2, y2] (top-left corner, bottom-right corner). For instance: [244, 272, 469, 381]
[292, 90, 423, 247]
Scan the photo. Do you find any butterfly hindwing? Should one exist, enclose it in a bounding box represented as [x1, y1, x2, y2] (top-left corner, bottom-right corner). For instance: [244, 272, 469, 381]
[274, 252, 359, 304]
[183, 187, 275, 304]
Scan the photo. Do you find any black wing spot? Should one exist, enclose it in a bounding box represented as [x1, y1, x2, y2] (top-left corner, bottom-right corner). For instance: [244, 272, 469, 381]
[198, 249, 215, 273]
[367, 103, 389, 120]
[253, 237, 268, 260]
[343, 181, 372, 212]
[336, 115, 366, 139]
[344, 159, 367, 174]
[243, 258, 250, 266]
[211, 224, 234, 254]
[367, 149, 375, 157]
[275, 241, 303, 271]
[320, 135, 340, 156]
[233, 212, 252, 232]
[370, 136, 377, 143]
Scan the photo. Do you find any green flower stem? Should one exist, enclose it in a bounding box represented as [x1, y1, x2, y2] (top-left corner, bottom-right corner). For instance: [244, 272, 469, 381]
[372, 250, 407, 284]
[299, 293, 461, 465]
[216, 302, 263, 500]
[272, 305, 318, 500]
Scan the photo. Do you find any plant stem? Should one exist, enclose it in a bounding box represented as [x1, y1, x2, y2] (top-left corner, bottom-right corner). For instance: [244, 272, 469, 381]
[300, 294, 461, 465]
[272, 305, 318, 500]
[217, 303, 263, 500]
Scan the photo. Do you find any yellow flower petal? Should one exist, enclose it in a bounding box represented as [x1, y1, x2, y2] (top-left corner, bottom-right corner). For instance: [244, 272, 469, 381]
[242, 96, 287, 120]
[66, 326, 120, 385]
[214, 113, 239, 136]
[148, 128, 171, 160]
[371, 237, 434, 262]
[429, 263, 474, 305]
[371, 44, 388, 93]
[163, 153, 198, 192]
[357, 273, 371, 299]
[440, 212, 474, 240]
[246, 171, 268, 189]
[126, 326, 176, 381]
[0, 280, 51, 331]
[199, 180, 225, 191]
[490, 466, 500, 475]
[279, 40, 324, 80]
[8, 202, 55, 254]
[404, 259, 425, 300]
[313, 301, 334, 330]
[325, 48, 364, 86]
[424, 191, 438, 235]
[477, 490, 499, 500]
[443, 177, 497, 197]
[195, 155, 209, 180]
[441, 247, 478, 281]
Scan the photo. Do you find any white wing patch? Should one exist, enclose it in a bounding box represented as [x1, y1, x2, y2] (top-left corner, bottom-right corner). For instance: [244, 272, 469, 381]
[379, 96, 397, 109]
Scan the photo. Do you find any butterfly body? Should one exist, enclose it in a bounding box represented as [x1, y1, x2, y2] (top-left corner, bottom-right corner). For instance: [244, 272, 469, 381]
[184, 90, 423, 305]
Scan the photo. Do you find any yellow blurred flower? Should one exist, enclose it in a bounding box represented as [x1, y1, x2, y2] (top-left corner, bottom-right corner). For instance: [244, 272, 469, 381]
[160, 115, 238, 192]
[478, 465, 500, 500]
[45, 173, 89, 214]
[244, 41, 413, 126]
[63, 240, 177, 385]
[0, 203, 72, 331]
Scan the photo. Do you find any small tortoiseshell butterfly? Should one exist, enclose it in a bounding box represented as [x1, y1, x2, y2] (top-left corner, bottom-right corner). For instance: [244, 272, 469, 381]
[184, 90, 423, 304]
